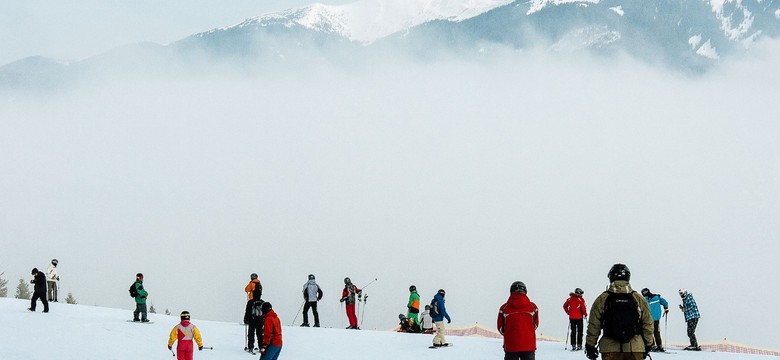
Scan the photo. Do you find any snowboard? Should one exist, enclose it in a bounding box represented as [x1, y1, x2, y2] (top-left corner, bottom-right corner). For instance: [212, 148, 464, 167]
[127, 320, 155, 324]
[429, 343, 453, 349]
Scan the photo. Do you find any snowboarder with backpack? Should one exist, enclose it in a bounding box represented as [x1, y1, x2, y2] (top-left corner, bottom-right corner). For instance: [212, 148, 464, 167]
[430, 289, 451, 347]
[407, 285, 420, 325]
[563, 287, 588, 351]
[640, 288, 669, 352]
[259, 302, 283, 360]
[168, 310, 203, 360]
[585, 264, 653, 360]
[131, 273, 149, 322]
[301, 274, 323, 327]
[678, 289, 701, 351]
[497, 281, 539, 360]
[244, 299, 265, 353]
[339, 277, 362, 329]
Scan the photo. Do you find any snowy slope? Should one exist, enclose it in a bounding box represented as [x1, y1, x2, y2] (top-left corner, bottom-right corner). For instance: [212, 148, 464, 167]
[1, 298, 776, 360]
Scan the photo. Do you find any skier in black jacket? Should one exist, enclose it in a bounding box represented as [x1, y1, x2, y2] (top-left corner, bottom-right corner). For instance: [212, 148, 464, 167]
[29, 268, 49, 312]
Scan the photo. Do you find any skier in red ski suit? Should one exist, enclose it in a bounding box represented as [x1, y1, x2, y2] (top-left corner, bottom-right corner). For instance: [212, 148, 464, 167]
[168, 311, 203, 360]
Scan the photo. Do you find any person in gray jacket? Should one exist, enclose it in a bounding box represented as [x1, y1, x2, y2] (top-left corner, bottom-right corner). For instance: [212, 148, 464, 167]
[301, 274, 323, 327]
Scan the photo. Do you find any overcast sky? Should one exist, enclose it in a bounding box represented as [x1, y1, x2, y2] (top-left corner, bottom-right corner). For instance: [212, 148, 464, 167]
[1, 0, 780, 352]
[0, 0, 351, 65]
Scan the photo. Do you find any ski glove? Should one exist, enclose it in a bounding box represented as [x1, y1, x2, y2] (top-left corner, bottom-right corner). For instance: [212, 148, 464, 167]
[168, 345, 172, 350]
[585, 344, 599, 360]
[260, 347, 267, 355]
[198, 346, 203, 351]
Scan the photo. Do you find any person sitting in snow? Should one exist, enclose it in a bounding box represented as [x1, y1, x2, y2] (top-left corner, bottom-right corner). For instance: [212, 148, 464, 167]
[398, 314, 421, 333]
[168, 311, 203, 360]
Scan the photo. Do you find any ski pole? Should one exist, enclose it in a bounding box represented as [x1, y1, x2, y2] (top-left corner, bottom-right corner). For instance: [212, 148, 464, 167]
[201, 346, 213, 350]
[170, 347, 176, 357]
[360, 278, 378, 290]
[664, 313, 668, 349]
[291, 300, 305, 326]
[565, 322, 570, 350]
[360, 294, 368, 328]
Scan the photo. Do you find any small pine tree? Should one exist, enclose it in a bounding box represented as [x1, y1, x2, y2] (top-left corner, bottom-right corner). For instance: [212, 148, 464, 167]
[65, 292, 77, 304]
[149, 303, 156, 313]
[165, 308, 171, 315]
[0, 272, 8, 297]
[15, 278, 31, 299]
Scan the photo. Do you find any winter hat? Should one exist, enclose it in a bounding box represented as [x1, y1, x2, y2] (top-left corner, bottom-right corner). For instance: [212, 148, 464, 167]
[308, 274, 315, 280]
[251, 273, 258, 280]
[641, 288, 651, 297]
[425, 305, 431, 310]
[409, 285, 416, 292]
[574, 288, 584, 295]
[510, 281, 527, 294]
[180, 311, 191, 320]
[398, 314, 406, 320]
[678, 289, 688, 297]
[51, 259, 58, 266]
[31, 268, 38, 275]
[261, 301, 273, 314]
[136, 273, 143, 279]
[607, 263, 631, 282]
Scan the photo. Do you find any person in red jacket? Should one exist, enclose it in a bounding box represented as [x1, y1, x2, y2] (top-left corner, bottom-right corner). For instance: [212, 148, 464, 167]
[259, 302, 283, 360]
[563, 287, 588, 351]
[497, 281, 539, 360]
[339, 277, 362, 329]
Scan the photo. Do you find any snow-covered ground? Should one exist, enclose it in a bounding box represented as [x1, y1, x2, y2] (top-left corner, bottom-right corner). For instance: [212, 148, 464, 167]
[1, 298, 775, 360]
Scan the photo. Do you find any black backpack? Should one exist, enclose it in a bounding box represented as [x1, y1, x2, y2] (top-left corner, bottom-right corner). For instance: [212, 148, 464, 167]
[601, 291, 641, 343]
[251, 300, 265, 320]
[129, 283, 139, 298]
[429, 298, 439, 318]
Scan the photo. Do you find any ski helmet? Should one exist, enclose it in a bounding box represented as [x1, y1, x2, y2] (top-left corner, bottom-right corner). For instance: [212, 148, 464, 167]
[641, 288, 651, 297]
[136, 273, 143, 279]
[250, 273, 258, 280]
[607, 263, 631, 282]
[437, 289, 446, 296]
[398, 314, 406, 320]
[344, 277, 351, 285]
[261, 301, 273, 314]
[510, 281, 527, 294]
[409, 285, 416, 292]
[678, 289, 688, 297]
[51, 259, 58, 266]
[31, 268, 38, 275]
[308, 274, 315, 280]
[574, 288, 584, 295]
[180, 311, 191, 320]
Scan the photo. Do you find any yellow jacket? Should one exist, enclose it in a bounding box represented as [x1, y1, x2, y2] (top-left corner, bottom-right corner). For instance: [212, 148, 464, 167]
[168, 321, 203, 348]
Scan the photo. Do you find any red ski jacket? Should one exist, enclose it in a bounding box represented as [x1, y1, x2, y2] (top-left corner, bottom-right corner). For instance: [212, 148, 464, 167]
[262, 310, 283, 348]
[563, 293, 588, 320]
[497, 293, 539, 352]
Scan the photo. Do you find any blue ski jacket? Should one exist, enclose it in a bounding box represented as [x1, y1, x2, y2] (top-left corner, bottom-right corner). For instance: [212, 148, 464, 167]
[431, 293, 450, 323]
[681, 293, 700, 321]
[644, 294, 669, 321]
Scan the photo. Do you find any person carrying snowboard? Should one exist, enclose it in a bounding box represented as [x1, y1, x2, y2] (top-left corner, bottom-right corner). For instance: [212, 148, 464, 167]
[28, 268, 49, 313]
[301, 274, 323, 327]
[407, 285, 421, 325]
[498, 281, 539, 360]
[678, 288, 701, 351]
[563, 287, 587, 351]
[585, 264, 653, 360]
[640, 288, 669, 352]
[46, 258, 59, 302]
[168, 311, 203, 360]
[132, 273, 149, 322]
[259, 302, 283, 360]
[339, 277, 362, 329]
[430, 289, 451, 347]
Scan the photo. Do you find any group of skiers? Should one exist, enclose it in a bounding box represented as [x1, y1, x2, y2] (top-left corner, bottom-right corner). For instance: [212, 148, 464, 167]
[241, 272, 284, 359]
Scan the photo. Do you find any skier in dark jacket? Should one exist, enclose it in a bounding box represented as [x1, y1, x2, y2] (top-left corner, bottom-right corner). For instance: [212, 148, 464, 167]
[132, 273, 149, 322]
[28, 268, 49, 312]
[244, 299, 264, 353]
[301, 274, 323, 327]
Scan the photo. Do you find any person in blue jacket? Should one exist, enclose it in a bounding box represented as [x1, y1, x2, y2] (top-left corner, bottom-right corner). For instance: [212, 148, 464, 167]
[430, 289, 451, 347]
[641, 288, 669, 352]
